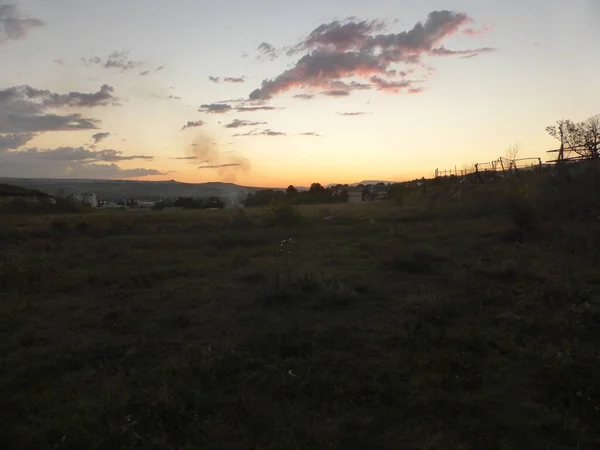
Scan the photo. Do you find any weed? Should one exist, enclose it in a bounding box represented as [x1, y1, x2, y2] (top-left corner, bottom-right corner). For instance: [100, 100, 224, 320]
[261, 272, 292, 303]
[320, 276, 357, 305]
[237, 269, 266, 284]
[294, 271, 320, 293]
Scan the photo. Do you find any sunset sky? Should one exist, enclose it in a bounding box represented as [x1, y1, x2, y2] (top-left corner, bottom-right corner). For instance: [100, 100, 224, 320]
[1, 0, 599, 187]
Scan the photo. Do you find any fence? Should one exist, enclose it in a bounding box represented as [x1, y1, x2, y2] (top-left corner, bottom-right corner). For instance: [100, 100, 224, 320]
[436, 157, 542, 182]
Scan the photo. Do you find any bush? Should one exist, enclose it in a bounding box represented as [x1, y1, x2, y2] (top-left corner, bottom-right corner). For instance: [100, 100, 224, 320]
[507, 188, 538, 231]
[267, 202, 302, 226]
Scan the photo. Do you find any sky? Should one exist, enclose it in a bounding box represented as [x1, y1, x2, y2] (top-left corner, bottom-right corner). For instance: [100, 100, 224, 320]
[1, 0, 599, 187]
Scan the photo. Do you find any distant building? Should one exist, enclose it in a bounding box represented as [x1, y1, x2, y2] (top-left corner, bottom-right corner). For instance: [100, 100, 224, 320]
[72, 192, 98, 208]
[347, 188, 363, 203]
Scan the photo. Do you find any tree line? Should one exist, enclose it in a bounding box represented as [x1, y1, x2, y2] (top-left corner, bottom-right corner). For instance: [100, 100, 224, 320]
[547, 114, 600, 159]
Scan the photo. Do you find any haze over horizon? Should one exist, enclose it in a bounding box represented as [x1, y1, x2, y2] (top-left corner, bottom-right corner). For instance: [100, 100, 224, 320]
[1, 0, 598, 188]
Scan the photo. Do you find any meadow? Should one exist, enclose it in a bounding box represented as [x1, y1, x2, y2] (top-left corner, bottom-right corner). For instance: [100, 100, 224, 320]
[1, 173, 600, 449]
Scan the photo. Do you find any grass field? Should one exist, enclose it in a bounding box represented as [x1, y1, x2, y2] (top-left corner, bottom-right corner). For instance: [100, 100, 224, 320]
[1, 180, 600, 449]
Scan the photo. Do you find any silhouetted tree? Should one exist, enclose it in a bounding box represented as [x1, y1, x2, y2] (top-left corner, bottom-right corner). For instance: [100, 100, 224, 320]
[309, 183, 326, 194]
[286, 185, 298, 197]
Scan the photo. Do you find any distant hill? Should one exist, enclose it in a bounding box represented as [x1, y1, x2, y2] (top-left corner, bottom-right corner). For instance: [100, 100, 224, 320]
[0, 178, 269, 202]
[326, 180, 397, 188]
[0, 183, 50, 198]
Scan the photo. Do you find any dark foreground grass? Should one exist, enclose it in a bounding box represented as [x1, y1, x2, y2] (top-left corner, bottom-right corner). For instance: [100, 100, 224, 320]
[1, 186, 600, 449]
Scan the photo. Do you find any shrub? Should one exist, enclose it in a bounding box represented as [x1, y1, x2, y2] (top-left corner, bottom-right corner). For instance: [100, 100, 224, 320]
[507, 187, 538, 231]
[267, 202, 302, 226]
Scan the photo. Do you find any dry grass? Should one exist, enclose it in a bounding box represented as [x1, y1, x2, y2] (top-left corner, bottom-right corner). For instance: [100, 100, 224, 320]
[1, 176, 600, 449]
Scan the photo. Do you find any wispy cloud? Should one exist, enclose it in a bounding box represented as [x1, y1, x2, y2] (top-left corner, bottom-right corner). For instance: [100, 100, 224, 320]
[257, 42, 279, 60]
[0, 148, 163, 178]
[53, 59, 66, 66]
[67, 164, 164, 178]
[91, 132, 110, 144]
[156, 65, 165, 71]
[236, 105, 279, 112]
[225, 119, 267, 128]
[21, 146, 153, 162]
[198, 103, 233, 114]
[322, 90, 351, 97]
[369, 76, 413, 92]
[299, 132, 320, 136]
[462, 24, 494, 37]
[249, 10, 495, 100]
[293, 94, 315, 100]
[232, 128, 286, 137]
[181, 120, 204, 131]
[81, 51, 147, 72]
[0, 3, 45, 44]
[139, 70, 150, 76]
[209, 76, 246, 84]
[338, 112, 369, 116]
[198, 163, 241, 169]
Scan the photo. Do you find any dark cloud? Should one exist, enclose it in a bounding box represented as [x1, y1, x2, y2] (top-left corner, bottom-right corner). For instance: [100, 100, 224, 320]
[0, 3, 45, 44]
[0, 132, 35, 151]
[224, 77, 245, 83]
[208, 76, 220, 83]
[198, 163, 241, 169]
[0, 150, 163, 178]
[91, 132, 110, 144]
[0, 113, 100, 133]
[250, 51, 385, 100]
[170, 156, 198, 160]
[338, 112, 368, 116]
[294, 19, 386, 53]
[198, 103, 233, 114]
[232, 128, 286, 137]
[0, 83, 114, 133]
[181, 120, 204, 131]
[322, 89, 350, 97]
[249, 10, 494, 100]
[19, 146, 153, 162]
[0, 84, 118, 108]
[68, 164, 164, 178]
[156, 65, 165, 71]
[225, 119, 267, 128]
[139, 70, 150, 76]
[293, 94, 315, 100]
[235, 105, 278, 112]
[168, 95, 181, 100]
